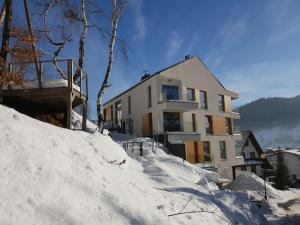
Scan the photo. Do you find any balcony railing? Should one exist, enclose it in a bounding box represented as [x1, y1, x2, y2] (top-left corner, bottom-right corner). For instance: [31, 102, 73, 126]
[159, 92, 197, 102]
[158, 93, 199, 112]
[5, 59, 88, 98]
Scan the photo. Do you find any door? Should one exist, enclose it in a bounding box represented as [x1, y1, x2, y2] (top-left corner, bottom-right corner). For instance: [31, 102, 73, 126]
[142, 113, 153, 137]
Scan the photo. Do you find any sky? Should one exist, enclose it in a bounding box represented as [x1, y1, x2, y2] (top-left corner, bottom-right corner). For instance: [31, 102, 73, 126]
[11, 0, 300, 118]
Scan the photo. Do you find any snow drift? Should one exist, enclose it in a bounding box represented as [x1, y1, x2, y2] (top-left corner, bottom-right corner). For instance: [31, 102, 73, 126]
[0, 105, 266, 225]
[228, 172, 280, 198]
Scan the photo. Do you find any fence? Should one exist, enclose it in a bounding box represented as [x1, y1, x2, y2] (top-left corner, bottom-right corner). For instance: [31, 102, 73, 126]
[7, 59, 88, 98]
[122, 135, 161, 157]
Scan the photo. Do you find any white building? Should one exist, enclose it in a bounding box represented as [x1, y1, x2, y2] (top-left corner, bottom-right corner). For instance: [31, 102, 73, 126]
[267, 149, 300, 184]
[103, 56, 244, 179]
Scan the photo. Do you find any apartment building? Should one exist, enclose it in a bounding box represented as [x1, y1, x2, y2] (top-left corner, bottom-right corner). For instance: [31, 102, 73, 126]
[103, 56, 244, 179]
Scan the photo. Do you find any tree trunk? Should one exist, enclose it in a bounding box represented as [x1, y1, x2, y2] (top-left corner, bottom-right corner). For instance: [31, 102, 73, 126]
[74, 0, 88, 81]
[23, 0, 42, 88]
[96, 7, 119, 133]
[0, 0, 12, 103]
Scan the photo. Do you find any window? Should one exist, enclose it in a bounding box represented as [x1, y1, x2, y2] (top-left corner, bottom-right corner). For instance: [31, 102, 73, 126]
[204, 115, 213, 135]
[250, 152, 256, 159]
[245, 139, 249, 146]
[115, 101, 122, 127]
[219, 141, 227, 160]
[203, 141, 211, 162]
[217, 95, 225, 112]
[187, 88, 195, 101]
[225, 118, 232, 135]
[163, 112, 181, 132]
[148, 86, 152, 107]
[128, 96, 131, 115]
[192, 113, 196, 132]
[200, 91, 207, 109]
[235, 140, 243, 157]
[162, 85, 179, 100]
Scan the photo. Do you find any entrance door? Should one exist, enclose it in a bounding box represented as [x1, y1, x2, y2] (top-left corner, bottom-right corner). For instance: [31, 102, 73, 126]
[142, 113, 153, 137]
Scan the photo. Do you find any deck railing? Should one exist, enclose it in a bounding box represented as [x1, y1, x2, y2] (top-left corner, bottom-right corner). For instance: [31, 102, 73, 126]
[7, 59, 88, 99]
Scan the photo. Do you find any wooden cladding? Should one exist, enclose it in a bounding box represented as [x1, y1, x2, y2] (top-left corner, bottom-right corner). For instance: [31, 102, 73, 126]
[212, 116, 226, 135]
[224, 96, 232, 112]
[105, 105, 112, 121]
[185, 141, 204, 163]
[142, 113, 153, 137]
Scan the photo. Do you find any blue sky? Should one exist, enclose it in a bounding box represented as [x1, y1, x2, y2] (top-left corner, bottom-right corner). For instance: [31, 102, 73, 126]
[16, 0, 300, 117]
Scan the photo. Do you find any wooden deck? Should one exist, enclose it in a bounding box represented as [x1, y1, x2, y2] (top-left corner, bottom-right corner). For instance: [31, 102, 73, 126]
[1, 59, 88, 131]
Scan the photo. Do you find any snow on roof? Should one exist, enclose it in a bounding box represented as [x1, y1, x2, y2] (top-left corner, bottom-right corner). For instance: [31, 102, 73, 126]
[2, 79, 80, 92]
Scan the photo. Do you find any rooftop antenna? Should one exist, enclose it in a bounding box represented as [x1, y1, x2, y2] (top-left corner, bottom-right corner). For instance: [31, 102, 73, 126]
[142, 64, 148, 75]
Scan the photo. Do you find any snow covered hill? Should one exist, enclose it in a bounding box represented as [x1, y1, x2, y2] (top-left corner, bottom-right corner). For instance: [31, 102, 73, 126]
[0, 105, 266, 225]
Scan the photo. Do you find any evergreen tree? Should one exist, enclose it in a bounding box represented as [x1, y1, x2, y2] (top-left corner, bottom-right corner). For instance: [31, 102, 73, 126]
[274, 152, 289, 190]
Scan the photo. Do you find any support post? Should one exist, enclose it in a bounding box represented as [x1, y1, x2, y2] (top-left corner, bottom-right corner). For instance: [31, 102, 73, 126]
[82, 101, 87, 131]
[140, 142, 143, 156]
[67, 59, 73, 91]
[66, 92, 72, 129]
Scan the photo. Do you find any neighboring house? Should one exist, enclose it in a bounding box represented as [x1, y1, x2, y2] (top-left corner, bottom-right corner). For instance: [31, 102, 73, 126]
[103, 55, 244, 179]
[267, 149, 300, 185]
[232, 130, 271, 179]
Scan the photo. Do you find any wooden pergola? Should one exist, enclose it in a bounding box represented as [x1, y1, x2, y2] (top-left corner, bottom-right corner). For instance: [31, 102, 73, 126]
[1, 59, 88, 131]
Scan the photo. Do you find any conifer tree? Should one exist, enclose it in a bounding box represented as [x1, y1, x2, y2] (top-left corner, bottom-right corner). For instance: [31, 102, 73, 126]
[274, 152, 289, 190]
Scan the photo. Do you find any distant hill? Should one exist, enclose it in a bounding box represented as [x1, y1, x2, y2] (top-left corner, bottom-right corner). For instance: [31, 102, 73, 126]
[236, 95, 300, 148]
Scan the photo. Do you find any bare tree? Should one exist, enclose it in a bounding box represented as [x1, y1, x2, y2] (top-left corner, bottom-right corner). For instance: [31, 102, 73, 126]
[96, 0, 128, 132]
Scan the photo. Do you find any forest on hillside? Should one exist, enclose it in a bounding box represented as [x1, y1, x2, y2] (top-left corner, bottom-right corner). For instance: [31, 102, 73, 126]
[236, 95, 300, 130]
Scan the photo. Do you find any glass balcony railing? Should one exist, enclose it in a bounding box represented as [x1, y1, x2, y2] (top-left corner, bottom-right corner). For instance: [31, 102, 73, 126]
[159, 92, 197, 102]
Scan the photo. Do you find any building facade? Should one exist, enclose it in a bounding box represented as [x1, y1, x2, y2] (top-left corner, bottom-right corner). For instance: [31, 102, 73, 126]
[103, 56, 244, 179]
[232, 131, 271, 179]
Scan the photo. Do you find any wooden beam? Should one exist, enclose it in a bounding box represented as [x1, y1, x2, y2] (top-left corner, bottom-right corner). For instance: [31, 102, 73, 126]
[66, 92, 73, 129]
[82, 101, 87, 131]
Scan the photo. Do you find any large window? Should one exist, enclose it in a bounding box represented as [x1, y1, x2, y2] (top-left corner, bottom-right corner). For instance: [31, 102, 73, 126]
[235, 140, 243, 157]
[187, 88, 195, 101]
[200, 91, 207, 109]
[163, 112, 181, 132]
[217, 95, 225, 112]
[162, 85, 179, 100]
[115, 101, 122, 127]
[192, 113, 196, 132]
[148, 86, 152, 107]
[128, 96, 131, 114]
[203, 141, 211, 162]
[219, 141, 227, 160]
[204, 115, 213, 135]
[250, 152, 256, 159]
[225, 118, 232, 135]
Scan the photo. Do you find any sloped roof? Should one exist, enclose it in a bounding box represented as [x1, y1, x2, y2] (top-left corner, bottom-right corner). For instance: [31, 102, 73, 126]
[103, 55, 229, 105]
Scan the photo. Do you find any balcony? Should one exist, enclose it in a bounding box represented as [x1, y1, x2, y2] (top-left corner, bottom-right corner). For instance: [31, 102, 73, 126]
[167, 131, 201, 144]
[158, 92, 199, 112]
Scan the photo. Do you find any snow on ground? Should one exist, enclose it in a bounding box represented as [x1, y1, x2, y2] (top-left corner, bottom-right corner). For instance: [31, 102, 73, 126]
[226, 172, 300, 224]
[0, 105, 267, 225]
[227, 172, 280, 199]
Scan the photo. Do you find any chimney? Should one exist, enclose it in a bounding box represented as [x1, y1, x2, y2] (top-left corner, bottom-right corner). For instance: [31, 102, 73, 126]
[185, 55, 190, 60]
[141, 73, 150, 81]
